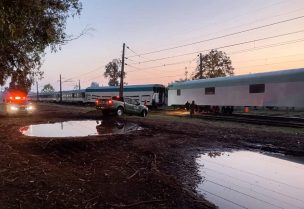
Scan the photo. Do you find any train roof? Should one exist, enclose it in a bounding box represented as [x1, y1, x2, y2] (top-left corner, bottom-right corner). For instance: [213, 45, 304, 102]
[86, 84, 165, 92]
[169, 68, 304, 90]
[61, 89, 86, 93]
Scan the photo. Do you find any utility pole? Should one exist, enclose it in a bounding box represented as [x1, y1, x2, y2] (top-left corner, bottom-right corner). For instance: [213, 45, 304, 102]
[119, 43, 126, 98]
[59, 74, 62, 103]
[78, 80, 81, 90]
[36, 81, 39, 101]
[199, 53, 203, 79]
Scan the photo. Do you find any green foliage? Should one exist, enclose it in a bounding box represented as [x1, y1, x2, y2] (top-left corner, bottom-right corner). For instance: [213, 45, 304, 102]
[41, 83, 55, 92]
[193, 49, 234, 80]
[104, 59, 126, 86]
[0, 0, 82, 91]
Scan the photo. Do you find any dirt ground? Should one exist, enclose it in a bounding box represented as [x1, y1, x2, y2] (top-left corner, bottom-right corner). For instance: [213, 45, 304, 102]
[0, 103, 303, 209]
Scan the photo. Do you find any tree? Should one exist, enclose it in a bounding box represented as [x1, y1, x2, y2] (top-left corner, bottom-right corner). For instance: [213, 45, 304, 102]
[90, 82, 99, 88]
[104, 59, 126, 86]
[192, 49, 234, 80]
[41, 83, 55, 93]
[0, 0, 82, 91]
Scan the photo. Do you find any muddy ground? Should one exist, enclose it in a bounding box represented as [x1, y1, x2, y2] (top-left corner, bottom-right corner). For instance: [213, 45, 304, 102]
[0, 103, 303, 209]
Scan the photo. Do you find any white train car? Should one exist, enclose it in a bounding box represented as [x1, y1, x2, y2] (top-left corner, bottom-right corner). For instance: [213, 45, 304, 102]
[30, 90, 85, 103]
[60, 89, 86, 103]
[168, 68, 304, 110]
[39, 92, 57, 102]
[85, 84, 166, 106]
[28, 91, 57, 102]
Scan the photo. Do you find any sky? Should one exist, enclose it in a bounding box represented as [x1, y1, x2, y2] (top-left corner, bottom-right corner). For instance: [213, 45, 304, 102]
[36, 0, 304, 91]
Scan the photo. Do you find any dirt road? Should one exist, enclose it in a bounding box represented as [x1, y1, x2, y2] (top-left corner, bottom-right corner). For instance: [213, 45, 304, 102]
[0, 103, 303, 209]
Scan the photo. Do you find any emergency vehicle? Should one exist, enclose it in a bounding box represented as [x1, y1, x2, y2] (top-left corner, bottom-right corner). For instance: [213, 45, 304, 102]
[0, 89, 34, 115]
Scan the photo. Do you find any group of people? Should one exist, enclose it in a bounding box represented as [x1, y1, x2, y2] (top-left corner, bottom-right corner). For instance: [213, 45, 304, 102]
[185, 100, 196, 117]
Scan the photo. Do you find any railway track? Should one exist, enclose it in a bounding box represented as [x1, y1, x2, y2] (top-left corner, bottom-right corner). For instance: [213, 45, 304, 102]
[194, 113, 304, 128]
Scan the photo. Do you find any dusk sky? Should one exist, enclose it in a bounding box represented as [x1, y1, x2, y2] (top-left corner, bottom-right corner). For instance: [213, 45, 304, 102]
[38, 0, 304, 91]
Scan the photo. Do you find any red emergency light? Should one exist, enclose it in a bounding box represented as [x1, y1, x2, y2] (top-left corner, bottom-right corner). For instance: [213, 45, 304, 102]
[4, 90, 28, 102]
[8, 95, 26, 100]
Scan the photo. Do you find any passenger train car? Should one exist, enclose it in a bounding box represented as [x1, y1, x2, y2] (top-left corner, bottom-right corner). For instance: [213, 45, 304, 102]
[60, 89, 86, 103]
[86, 84, 166, 106]
[168, 68, 304, 111]
[31, 84, 166, 106]
[37, 91, 57, 102]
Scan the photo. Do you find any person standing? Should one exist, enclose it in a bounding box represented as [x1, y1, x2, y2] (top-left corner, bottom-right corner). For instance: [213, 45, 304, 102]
[190, 100, 195, 117]
[185, 101, 190, 111]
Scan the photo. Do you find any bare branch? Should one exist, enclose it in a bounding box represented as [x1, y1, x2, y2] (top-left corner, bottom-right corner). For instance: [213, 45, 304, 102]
[63, 25, 95, 43]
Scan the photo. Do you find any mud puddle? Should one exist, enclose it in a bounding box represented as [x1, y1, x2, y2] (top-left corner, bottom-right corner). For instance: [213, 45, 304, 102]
[20, 120, 143, 137]
[197, 151, 304, 209]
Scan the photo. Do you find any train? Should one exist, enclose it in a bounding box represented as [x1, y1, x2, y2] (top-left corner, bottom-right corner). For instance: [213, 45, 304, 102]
[29, 84, 167, 107]
[30, 68, 304, 113]
[168, 68, 304, 112]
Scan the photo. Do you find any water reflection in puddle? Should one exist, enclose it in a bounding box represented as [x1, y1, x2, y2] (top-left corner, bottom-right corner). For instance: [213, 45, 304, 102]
[197, 151, 304, 209]
[20, 120, 143, 137]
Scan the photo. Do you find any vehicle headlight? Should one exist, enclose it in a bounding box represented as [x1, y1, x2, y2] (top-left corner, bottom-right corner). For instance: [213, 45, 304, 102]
[26, 105, 34, 110]
[10, 106, 19, 111]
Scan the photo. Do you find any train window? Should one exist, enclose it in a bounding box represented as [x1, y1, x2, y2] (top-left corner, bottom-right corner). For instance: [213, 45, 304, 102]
[205, 87, 215, 95]
[177, 89, 181, 96]
[249, 84, 265, 93]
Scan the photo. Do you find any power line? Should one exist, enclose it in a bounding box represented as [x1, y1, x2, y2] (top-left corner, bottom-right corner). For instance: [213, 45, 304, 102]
[204, 167, 304, 204]
[233, 52, 304, 64]
[126, 59, 194, 73]
[125, 38, 304, 79]
[81, 74, 104, 84]
[128, 15, 304, 57]
[126, 45, 151, 61]
[204, 159, 304, 190]
[128, 60, 304, 83]
[181, 6, 304, 50]
[126, 7, 304, 65]
[200, 188, 248, 209]
[126, 67, 186, 82]
[237, 58, 304, 70]
[129, 29, 304, 65]
[62, 65, 105, 82]
[228, 37, 304, 55]
[205, 179, 285, 209]
[126, 46, 138, 55]
[129, 73, 185, 82]
[202, 171, 303, 209]
[125, 57, 137, 62]
[126, 59, 304, 84]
